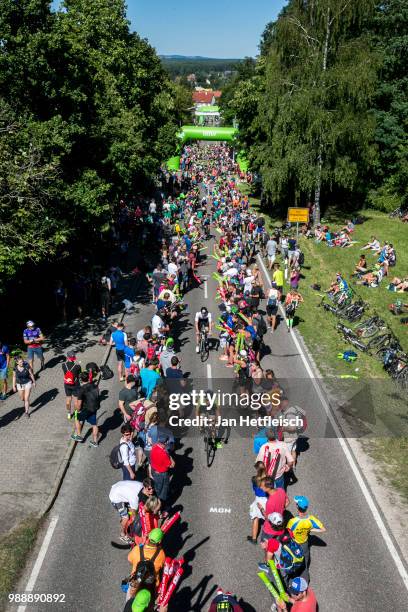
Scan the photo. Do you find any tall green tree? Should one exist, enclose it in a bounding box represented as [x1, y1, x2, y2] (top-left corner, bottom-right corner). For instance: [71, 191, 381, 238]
[0, 0, 177, 287]
[228, 0, 380, 220]
[369, 0, 408, 211]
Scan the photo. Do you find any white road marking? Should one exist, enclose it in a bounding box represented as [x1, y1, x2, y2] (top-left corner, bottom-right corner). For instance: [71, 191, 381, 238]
[207, 363, 212, 390]
[17, 515, 59, 612]
[209, 507, 231, 513]
[257, 252, 408, 590]
[204, 279, 208, 299]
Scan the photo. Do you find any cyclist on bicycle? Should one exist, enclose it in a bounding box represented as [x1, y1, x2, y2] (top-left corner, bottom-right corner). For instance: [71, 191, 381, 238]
[195, 306, 212, 353]
[208, 588, 244, 611]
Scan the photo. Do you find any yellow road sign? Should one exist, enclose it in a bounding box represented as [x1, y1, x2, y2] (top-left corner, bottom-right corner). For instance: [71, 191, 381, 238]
[287, 207, 309, 223]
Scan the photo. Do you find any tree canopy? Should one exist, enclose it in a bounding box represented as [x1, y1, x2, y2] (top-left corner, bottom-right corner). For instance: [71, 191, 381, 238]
[0, 0, 179, 286]
[225, 0, 408, 218]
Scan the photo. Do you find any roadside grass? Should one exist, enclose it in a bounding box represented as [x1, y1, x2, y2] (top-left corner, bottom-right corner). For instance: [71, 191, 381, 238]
[239, 183, 408, 497]
[366, 438, 408, 502]
[0, 517, 41, 609]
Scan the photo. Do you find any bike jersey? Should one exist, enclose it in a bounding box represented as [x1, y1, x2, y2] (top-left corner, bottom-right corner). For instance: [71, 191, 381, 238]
[286, 515, 324, 544]
[195, 312, 212, 323]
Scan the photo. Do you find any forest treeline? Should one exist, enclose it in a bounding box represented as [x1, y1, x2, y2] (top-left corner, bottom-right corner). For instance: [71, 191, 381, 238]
[220, 0, 407, 221]
[0, 0, 186, 287]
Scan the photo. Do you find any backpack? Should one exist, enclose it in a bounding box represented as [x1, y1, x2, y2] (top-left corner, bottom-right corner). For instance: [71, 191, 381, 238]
[277, 532, 305, 574]
[256, 316, 267, 336]
[134, 545, 161, 585]
[63, 362, 77, 385]
[268, 294, 278, 308]
[109, 442, 128, 469]
[124, 513, 142, 540]
[282, 405, 307, 435]
[129, 402, 147, 433]
[298, 251, 305, 265]
[100, 364, 114, 380]
[146, 343, 156, 361]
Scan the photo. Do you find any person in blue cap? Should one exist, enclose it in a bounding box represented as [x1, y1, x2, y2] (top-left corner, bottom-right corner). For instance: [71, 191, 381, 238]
[287, 496, 326, 582]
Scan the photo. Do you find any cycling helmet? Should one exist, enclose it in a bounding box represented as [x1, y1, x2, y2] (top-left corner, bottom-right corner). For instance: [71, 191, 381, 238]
[268, 512, 284, 528]
[26, 320, 35, 327]
[201, 306, 208, 315]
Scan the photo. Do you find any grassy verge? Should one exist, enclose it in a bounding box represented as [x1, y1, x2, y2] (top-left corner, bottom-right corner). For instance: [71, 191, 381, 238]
[241, 188, 408, 497]
[0, 517, 41, 610]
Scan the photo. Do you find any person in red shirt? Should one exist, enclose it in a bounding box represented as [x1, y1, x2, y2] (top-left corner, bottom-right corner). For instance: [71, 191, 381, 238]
[288, 577, 317, 612]
[258, 477, 289, 542]
[149, 435, 174, 509]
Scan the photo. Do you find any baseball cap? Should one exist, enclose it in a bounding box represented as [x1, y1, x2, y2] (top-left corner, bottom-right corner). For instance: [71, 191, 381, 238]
[289, 577, 308, 595]
[148, 528, 164, 544]
[67, 350, 76, 359]
[157, 433, 169, 444]
[131, 589, 151, 612]
[294, 495, 309, 510]
[26, 320, 35, 327]
[166, 337, 174, 347]
[267, 512, 283, 527]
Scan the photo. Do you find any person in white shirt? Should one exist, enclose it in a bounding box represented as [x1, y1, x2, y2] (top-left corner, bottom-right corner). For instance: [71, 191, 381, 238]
[194, 307, 213, 353]
[151, 311, 169, 337]
[243, 270, 255, 294]
[109, 478, 144, 542]
[149, 200, 157, 214]
[167, 260, 178, 277]
[119, 423, 138, 480]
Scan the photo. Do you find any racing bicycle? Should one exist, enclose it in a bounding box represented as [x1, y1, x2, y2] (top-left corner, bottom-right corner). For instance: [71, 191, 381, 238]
[198, 327, 210, 362]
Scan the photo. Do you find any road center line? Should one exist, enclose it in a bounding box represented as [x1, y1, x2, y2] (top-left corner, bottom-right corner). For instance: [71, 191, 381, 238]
[207, 363, 212, 389]
[204, 279, 208, 299]
[257, 252, 408, 590]
[17, 515, 59, 612]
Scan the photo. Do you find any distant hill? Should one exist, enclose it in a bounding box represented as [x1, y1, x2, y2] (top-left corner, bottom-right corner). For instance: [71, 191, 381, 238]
[161, 55, 242, 62]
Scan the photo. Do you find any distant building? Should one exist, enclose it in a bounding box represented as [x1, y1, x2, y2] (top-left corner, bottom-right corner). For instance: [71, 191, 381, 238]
[192, 89, 222, 106]
[186, 73, 196, 83]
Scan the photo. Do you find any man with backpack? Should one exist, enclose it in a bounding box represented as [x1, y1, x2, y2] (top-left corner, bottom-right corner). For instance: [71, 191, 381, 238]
[287, 496, 326, 581]
[71, 371, 100, 447]
[127, 528, 166, 588]
[62, 351, 81, 420]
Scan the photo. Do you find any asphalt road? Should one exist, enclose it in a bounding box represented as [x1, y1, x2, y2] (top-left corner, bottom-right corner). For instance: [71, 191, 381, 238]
[11, 235, 408, 612]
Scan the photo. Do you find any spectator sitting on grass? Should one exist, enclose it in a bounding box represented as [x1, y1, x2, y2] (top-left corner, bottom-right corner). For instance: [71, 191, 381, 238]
[352, 254, 368, 276]
[361, 236, 380, 251]
[388, 277, 408, 292]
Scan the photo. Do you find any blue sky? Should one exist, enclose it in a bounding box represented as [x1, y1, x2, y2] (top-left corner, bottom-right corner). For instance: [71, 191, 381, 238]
[52, 1, 286, 58]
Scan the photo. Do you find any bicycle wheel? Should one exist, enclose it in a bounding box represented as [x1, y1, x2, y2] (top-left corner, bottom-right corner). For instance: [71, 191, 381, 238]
[206, 431, 216, 467]
[367, 334, 391, 350]
[200, 335, 209, 362]
[395, 367, 408, 390]
[360, 325, 380, 338]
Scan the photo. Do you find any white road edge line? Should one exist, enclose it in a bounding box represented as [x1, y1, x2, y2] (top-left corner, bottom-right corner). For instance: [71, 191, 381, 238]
[207, 363, 212, 390]
[204, 279, 208, 299]
[17, 515, 59, 612]
[257, 252, 408, 590]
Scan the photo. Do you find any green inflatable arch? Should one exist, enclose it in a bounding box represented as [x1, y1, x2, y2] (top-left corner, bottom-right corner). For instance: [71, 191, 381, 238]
[166, 125, 248, 172]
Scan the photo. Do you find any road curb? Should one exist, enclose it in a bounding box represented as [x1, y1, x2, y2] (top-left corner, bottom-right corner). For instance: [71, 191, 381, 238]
[38, 270, 146, 518]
